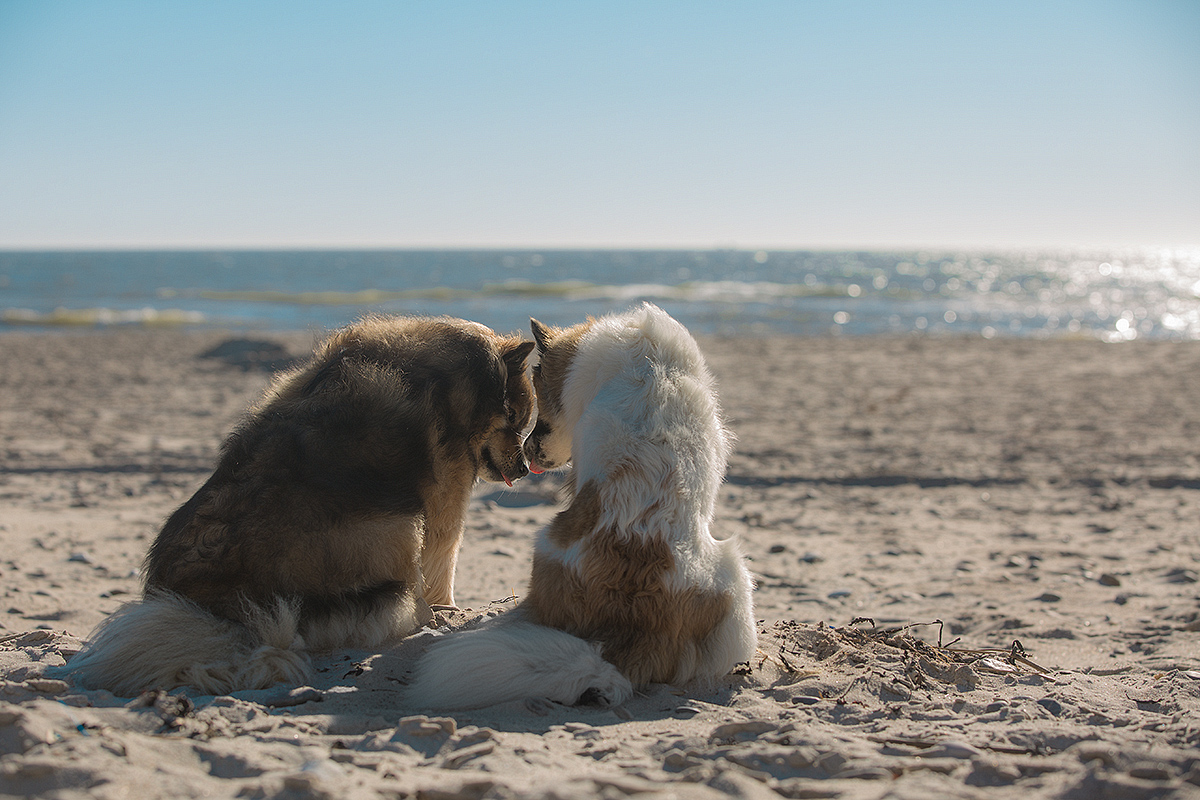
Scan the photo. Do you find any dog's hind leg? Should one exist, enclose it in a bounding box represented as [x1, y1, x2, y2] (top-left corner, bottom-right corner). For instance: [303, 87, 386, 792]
[301, 582, 427, 651]
[233, 597, 312, 689]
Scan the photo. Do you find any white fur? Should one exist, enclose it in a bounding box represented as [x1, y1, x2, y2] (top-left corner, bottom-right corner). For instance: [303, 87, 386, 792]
[53, 592, 312, 697]
[58, 586, 424, 697]
[406, 304, 756, 710]
[407, 609, 633, 709]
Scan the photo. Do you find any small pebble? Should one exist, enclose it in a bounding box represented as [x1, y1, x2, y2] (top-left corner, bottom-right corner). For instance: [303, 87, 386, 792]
[1036, 698, 1063, 716]
[827, 590, 852, 599]
[1035, 592, 1062, 603]
[1165, 568, 1198, 584]
[1098, 573, 1121, 587]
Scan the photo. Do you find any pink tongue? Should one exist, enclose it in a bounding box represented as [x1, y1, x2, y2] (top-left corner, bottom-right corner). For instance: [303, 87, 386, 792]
[529, 463, 544, 475]
[503, 475, 514, 487]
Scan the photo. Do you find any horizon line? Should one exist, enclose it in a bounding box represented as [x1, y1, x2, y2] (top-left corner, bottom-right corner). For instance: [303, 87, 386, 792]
[2, 242, 1196, 254]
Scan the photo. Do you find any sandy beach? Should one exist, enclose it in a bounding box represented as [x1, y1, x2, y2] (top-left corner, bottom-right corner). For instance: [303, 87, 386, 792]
[1, 327, 1198, 799]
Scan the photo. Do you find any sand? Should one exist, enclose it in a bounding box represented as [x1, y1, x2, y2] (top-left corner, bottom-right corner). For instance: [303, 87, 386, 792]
[1, 328, 1198, 799]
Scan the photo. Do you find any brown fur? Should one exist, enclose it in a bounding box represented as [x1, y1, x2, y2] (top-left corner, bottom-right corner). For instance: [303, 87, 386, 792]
[521, 323, 733, 687]
[144, 315, 535, 645]
[529, 318, 588, 417]
[525, 318, 591, 471]
[545, 480, 602, 548]
[525, 521, 731, 685]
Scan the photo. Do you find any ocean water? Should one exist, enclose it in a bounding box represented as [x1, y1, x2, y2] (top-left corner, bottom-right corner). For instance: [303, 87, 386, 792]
[1, 249, 1198, 341]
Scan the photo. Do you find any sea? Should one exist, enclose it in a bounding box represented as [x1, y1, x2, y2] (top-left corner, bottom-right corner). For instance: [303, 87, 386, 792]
[2, 248, 1198, 341]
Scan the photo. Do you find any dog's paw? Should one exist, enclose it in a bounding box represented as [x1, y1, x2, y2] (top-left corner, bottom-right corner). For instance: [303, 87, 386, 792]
[575, 686, 615, 707]
[574, 671, 633, 708]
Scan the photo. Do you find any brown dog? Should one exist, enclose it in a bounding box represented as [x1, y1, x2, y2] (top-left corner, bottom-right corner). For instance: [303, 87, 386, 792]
[61, 315, 535, 696]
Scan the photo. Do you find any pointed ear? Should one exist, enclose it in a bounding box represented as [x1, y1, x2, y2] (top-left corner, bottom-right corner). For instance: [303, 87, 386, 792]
[530, 318, 554, 352]
[502, 339, 536, 369]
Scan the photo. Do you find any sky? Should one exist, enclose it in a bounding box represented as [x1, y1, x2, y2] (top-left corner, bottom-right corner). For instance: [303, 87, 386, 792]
[0, 1, 1197, 250]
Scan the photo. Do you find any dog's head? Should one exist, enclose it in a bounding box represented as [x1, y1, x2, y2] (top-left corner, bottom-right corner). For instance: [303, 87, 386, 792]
[479, 336, 536, 486]
[524, 318, 590, 473]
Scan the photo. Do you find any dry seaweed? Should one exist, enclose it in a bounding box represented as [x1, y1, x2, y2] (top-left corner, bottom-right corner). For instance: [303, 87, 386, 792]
[841, 616, 1052, 676]
[759, 617, 1053, 689]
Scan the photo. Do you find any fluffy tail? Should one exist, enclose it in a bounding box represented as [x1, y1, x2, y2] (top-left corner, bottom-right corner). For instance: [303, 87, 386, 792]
[54, 591, 311, 697]
[405, 611, 633, 710]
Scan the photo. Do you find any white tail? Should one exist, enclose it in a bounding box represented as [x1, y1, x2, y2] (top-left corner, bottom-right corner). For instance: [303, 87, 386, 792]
[55, 591, 311, 697]
[405, 612, 633, 710]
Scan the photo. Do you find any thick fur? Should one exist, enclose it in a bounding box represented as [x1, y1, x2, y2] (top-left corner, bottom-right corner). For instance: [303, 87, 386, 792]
[407, 304, 756, 710]
[60, 316, 535, 697]
[404, 608, 631, 710]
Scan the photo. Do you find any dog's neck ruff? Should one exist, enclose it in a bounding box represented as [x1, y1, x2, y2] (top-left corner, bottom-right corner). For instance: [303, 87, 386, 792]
[560, 304, 732, 540]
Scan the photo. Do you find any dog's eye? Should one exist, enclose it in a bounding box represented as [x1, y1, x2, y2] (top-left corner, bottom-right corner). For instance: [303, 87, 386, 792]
[531, 364, 542, 377]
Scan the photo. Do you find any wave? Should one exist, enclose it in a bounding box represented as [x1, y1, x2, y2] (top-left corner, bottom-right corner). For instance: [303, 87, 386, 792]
[165, 279, 863, 307]
[2, 307, 207, 327]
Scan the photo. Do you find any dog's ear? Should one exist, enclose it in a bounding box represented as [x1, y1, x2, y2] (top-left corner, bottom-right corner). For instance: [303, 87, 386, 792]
[502, 340, 536, 370]
[530, 319, 554, 352]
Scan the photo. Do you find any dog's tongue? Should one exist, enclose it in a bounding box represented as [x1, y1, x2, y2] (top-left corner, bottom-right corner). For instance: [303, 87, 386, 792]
[503, 474, 514, 487]
[528, 463, 544, 475]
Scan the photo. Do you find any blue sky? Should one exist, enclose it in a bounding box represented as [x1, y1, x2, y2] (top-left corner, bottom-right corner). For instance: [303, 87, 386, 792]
[1, 1, 1197, 249]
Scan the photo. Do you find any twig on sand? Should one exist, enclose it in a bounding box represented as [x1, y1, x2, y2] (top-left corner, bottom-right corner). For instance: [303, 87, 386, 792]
[943, 639, 1053, 675]
[757, 644, 820, 678]
[479, 589, 519, 608]
[866, 734, 1045, 757]
[840, 617, 1053, 676]
[849, 617, 948, 648]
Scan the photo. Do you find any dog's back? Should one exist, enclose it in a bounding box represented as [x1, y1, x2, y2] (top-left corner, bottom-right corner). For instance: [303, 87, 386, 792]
[523, 305, 752, 685]
[144, 317, 504, 619]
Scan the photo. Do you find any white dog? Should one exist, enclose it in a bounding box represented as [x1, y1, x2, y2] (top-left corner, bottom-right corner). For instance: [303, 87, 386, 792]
[406, 304, 757, 709]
